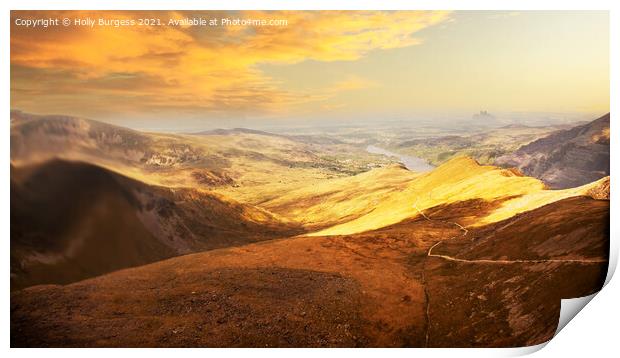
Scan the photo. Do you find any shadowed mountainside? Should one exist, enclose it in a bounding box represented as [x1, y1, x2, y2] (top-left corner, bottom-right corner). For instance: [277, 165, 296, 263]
[495, 113, 610, 189]
[11, 160, 302, 290]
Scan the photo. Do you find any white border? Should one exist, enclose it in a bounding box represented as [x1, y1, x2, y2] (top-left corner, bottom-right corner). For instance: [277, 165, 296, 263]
[2, 1, 617, 357]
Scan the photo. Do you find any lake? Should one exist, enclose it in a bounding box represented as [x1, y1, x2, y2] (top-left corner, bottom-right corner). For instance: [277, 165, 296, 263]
[366, 145, 435, 172]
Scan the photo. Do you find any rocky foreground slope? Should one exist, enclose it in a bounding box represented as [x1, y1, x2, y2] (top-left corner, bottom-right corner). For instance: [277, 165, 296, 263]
[11, 194, 608, 347]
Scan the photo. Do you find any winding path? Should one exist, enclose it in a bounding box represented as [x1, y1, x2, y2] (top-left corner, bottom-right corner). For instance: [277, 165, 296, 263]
[413, 196, 607, 265]
[412, 193, 606, 347]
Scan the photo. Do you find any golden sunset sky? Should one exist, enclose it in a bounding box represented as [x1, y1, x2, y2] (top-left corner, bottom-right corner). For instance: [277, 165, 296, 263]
[10, 10, 609, 130]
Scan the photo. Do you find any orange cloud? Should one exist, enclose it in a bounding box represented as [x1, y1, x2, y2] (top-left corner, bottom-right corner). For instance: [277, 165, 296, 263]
[10, 10, 451, 120]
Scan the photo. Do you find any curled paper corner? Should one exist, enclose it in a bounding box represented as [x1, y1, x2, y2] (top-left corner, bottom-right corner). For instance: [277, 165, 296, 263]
[555, 293, 598, 336]
[545, 241, 618, 350]
[513, 245, 617, 356]
[498, 342, 548, 357]
[502, 293, 603, 357]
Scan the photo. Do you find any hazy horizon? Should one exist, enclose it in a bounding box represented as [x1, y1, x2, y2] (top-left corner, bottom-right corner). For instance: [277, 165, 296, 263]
[10, 107, 607, 134]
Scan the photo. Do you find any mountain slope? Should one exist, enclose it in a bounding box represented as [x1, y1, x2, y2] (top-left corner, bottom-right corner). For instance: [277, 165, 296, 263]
[495, 113, 610, 189]
[11, 160, 302, 290]
[11, 196, 608, 347]
[310, 156, 603, 236]
[423, 195, 608, 346]
[253, 164, 418, 230]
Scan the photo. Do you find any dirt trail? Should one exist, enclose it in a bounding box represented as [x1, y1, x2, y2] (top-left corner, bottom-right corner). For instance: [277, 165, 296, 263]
[413, 195, 606, 265]
[412, 193, 603, 347]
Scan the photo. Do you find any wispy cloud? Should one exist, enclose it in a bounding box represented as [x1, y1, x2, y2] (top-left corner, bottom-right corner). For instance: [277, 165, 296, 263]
[10, 10, 451, 119]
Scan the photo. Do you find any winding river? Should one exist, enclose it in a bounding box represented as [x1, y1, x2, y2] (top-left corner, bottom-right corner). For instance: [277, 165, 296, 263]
[366, 145, 435, 172]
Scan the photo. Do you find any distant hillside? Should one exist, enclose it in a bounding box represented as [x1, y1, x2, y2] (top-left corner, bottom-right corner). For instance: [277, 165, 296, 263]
[11, 111, 377, 190]
[495, 113, 610, 189]
[194, 127, 345, 146]
[394, 124, 568, 166]
[10, 110, 235, 187]
[194, 127, 284, 137]
[11, 160, 302, 289]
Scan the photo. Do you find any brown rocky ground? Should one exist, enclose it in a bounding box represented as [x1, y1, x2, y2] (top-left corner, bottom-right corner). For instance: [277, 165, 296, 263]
[11, 196, 608, 347]
[423, 196, 608, 347]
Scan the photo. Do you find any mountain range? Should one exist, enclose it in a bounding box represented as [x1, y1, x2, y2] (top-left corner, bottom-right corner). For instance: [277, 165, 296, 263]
[10, 111, 610, 347]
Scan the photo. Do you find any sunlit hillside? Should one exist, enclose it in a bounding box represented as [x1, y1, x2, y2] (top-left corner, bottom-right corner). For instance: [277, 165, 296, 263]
[255, 164, 418, 230]
[311, 156, 607, 236]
